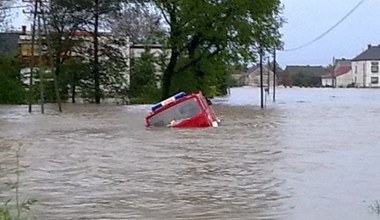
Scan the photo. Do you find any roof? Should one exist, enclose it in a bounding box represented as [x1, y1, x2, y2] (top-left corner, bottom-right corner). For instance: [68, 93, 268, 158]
[240, 66, 255, 77]
[0, 33, 20, 55]
[285, 65, 326, 76]
[243, 65, 273, 76]
[334, 58, 351, 67]
[353, 45, 380, 61]
[335, 65, 351, 77]
[322, 65, 352, 78]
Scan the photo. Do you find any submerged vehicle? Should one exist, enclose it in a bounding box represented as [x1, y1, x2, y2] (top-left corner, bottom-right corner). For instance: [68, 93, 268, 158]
[145, 91, 220, 128]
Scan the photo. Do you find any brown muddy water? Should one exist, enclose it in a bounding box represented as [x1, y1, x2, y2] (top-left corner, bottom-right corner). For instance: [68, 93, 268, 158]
[1, 87, 380, 220]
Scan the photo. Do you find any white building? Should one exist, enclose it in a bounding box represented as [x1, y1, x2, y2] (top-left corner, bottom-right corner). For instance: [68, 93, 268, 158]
[352, 45, 380, 88]
[335, 66, 353, 87]
[321, 59, 353, 87]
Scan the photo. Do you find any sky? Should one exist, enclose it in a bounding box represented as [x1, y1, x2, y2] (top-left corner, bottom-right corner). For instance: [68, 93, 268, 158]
[277, 0, 379, 68]
[7, 0, 379, 68]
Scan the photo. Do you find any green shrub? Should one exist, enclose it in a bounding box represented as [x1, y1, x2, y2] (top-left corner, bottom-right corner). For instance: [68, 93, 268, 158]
[0, 56, 26, 104]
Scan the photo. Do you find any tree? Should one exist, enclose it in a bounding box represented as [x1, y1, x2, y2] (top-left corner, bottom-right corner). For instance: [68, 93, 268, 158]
[0, 0, 14, 29]
[129, 46, 161, 103]
[0, 55, 26, 104]
[59, 59, 91, 103]
[42, 0, 128, 104]
[112, 2, 164, 44]
[42, 0, 90, 109]
[79, 0, 126, 104]
[149, 0, 283, 99]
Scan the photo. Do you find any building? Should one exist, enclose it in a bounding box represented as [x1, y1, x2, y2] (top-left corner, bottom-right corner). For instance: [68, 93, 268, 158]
[0, 32, 20, 56]
[351, 44, 380, 88]
[18, 29, 131, 83]
[240, 65, 276, 88]
[335, 65, 353, 87]
[321, 59, 353, 87]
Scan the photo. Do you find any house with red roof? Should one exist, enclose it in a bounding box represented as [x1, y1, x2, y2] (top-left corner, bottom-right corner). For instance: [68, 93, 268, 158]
[323, 44, 380, 88]
[321, 58, 353, 87]
[335, 65, 353, 87]
[352, 44, 380, 88]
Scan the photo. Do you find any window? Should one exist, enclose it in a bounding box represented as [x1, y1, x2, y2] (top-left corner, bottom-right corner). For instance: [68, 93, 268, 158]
[371, 62, 379, 73]
[371, 77, 379, 84]
[148, 98, 201, 127]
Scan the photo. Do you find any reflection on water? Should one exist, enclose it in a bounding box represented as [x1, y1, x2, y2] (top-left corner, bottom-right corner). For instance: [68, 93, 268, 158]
[1, 87, 380, 220]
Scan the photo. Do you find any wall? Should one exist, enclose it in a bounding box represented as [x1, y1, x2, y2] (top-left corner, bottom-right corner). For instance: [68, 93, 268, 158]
[352, 60, 380, 87]
[336, 70, 353, 87]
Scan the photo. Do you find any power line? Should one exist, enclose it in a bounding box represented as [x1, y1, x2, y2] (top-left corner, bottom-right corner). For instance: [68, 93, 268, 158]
[282, 0, 367, 52]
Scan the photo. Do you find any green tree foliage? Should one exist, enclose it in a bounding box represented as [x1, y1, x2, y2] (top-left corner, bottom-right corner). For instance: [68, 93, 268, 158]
[42, 0, 128, 104]
[149, 0, 283, 98]
[112, 2, 164, 44]
[170, 55, 229, 97]
[129, 47, 161, 104]
[76, 0, 126, 103]
[292, 71, 321, 87]
[0, 56, 26, 104]
[292, 71, 309, 87]
[59, 60, 91, 103]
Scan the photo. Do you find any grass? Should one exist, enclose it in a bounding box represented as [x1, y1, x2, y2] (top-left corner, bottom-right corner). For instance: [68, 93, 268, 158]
[0, 143, 37, 220]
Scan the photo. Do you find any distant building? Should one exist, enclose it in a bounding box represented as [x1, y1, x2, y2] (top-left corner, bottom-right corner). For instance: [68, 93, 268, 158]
[240, 65, 276, 88]
[335, 65, 353, 87]
[17, 26, 169, 88]
[321, 59, 353, 87]
[0, 32, 20, 56]
[351, 44, 380, 88]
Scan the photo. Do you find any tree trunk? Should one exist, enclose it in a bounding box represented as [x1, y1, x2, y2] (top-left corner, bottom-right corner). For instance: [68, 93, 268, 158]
[53, 63, 62, 112]
[28, 0, 39, 113]
[161, 50, 179, 99]
[42, 11, 62, 112]
[52, 58, 62, 112]
[52, 43, 63, 112]
[71, 72, 76, 103]
[93, 0, 101, 104]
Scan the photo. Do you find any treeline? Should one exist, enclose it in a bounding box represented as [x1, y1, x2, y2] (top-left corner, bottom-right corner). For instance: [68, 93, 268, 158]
[0, 0, 283, 105]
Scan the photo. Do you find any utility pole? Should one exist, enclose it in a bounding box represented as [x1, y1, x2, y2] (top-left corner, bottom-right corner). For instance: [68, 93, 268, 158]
[41, 4, 62, 112]
[267, 56, 270, 94]
[273, 49, 276, 102]
[24, 0, 39, 113]
[259, 46, 264, 109]
[37, 11, 44, 113]
[332, 57, 336, 88]
[94, 0, 101, 104]
[24, 0, 45, 113]
[24, 0, 63, 112]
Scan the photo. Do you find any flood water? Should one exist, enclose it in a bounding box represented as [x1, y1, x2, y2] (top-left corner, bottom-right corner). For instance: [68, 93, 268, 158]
[1, 87, 380, 220]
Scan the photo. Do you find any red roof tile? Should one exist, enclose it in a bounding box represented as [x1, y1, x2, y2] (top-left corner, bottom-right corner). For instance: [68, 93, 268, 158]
[334, 66, 351, 77]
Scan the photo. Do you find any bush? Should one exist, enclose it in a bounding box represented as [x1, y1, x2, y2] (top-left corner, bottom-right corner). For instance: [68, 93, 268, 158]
[0, 56, 26, 104]
[129, 48, 161, 104]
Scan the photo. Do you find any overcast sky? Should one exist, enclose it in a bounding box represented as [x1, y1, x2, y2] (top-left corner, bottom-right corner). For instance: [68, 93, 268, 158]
[277, 0, 379, 68]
